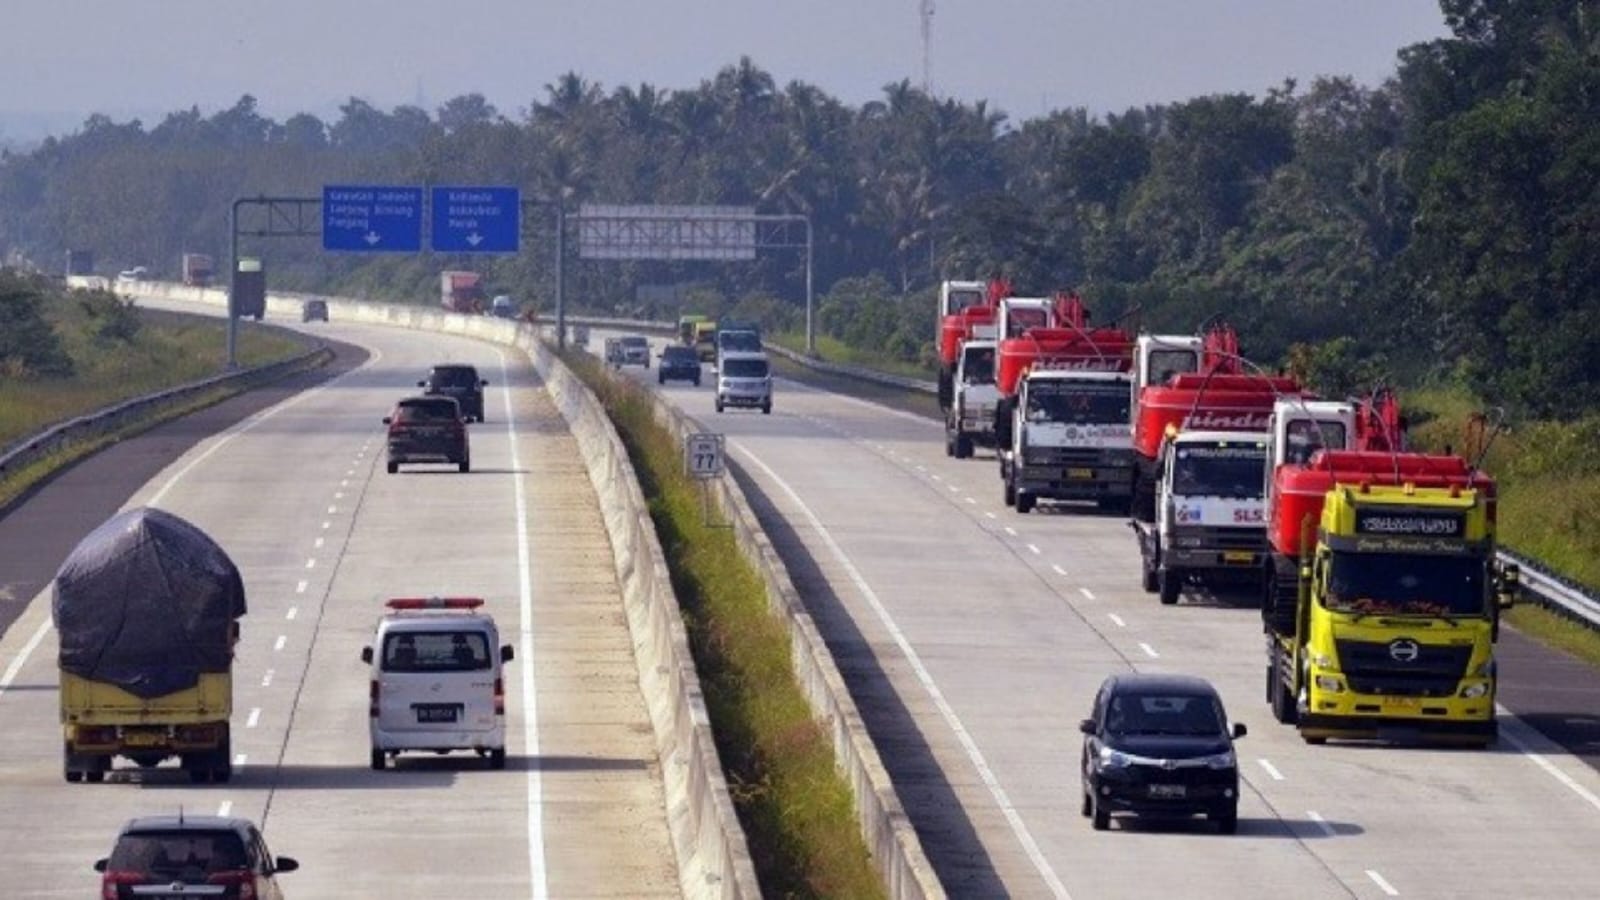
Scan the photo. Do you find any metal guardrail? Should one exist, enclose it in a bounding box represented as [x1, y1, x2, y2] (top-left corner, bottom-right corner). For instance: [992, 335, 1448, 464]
[1500, 548, 1600, 631]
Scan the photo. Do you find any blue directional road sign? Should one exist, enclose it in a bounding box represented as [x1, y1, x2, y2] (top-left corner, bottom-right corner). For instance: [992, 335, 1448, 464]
[431, 186, 520, 253]
[322, 185, 423, 252]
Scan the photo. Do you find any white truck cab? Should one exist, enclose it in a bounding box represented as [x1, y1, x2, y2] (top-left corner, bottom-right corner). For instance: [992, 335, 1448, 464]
[938, 280, 988, 321]
[1001, 368, 1135, 513]
[996, 297, 1055, 341]
[946, 339, 999, 458]
[361, 597, 513, 770]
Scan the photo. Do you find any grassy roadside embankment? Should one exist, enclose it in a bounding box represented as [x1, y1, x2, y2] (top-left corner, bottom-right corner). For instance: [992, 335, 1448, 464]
[1, 283, 310, 509]
[560, 349, 886, 900]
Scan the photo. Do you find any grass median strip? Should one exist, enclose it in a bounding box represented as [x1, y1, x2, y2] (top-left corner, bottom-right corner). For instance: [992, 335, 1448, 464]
[563, 350, 885, 900]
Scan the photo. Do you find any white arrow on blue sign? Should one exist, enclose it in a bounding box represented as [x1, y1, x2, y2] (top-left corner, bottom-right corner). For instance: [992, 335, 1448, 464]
[431, 186, 520, 253]
[322, 186, 423, 252]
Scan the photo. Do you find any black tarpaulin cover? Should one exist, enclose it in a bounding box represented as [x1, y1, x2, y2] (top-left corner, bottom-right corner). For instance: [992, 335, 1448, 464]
[53, 507, 246, 699]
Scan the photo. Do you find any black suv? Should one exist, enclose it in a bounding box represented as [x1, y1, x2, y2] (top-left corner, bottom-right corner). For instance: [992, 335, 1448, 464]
[385, 396, 470, 473]
[95, 814, 298, 899]
[1080, 673, 1246, 833]
[658, 345, 702, 386]
[420, 364, 488, 422]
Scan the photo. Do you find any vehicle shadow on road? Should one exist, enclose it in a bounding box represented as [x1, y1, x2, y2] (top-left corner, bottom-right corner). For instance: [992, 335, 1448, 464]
[251, 762, 458, 789]
[1109, 815, 1363, 838]
[731, 464, 1011, 899]
[504, 754, 652, 773]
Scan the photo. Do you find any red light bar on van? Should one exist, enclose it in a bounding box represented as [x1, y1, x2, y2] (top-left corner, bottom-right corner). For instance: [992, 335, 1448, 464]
[385, 597, 484, 610]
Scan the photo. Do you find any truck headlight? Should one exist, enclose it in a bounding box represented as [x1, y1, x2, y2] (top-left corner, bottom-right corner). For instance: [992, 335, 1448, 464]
[1097, 747, 1132, 769]
[1459, 683, 1490, 699]
[1314, 674, 1345, 693]
[1172, 536, 1203, 548]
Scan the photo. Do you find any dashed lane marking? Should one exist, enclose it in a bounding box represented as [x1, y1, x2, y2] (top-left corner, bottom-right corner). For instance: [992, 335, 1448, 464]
[1108, 613, 1126, 628]
[261, 670, 274, 687]
[1366, 870, 1399, 896]
[1080, 588, 1095, 601]
[1139, 642, 1160, 659]
[1307, 811, 1336, 838]
[1052, 565, 1068, 576]
[273, 635, 286, 652]
[1258, 758, 1285, 781]
[1028, 544, 1041, 555]
[246, 708, 260, 728]
[295, 580, 307, 594]
[286, 607, 298, 621]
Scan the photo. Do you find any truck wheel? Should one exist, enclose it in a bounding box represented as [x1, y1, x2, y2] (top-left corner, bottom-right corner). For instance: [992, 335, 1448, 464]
[489, 747, 507, 770]
[1016, 491, 1036, 514]
[1270, 647, 1298, 725]
[954, 434, 973, 459]
[1141, 554, 1158, 593]
[459, 459, 471, 474]
[1159, 568, 1181, 605]
[371, 748, 386, 771]
[1003, 479, 1016, 507]
[715, 397, 725, 413]
[64, 770, 83, 784]
[945, 430, 956, 457]
[387, 462, 398, 474]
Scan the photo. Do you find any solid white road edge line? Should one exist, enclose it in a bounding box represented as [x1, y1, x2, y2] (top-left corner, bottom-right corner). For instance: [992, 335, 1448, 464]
[734, 442, 1074, 900]
[498, 346, 549, 900]
[1498, 712, 1600, 813]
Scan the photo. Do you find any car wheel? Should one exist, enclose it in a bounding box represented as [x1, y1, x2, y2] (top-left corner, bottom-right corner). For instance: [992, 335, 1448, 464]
[694, 376, 701, 387]
[1303, 735, 1327, 745]
[1158, 567, 1181, 605]
[386, 462, 398, 474]
[1091, 798, 1110, 831]
[954, 434, 973, 458]
[85, 770, 105, 784]
[1080, 783, 1092, 818]
[658, 373, 665, 385]
[762, 401, 771, 415]
[371, 748, 386, 771]
[1212, 807, 1239, 835]
[489, 748, 507, 770]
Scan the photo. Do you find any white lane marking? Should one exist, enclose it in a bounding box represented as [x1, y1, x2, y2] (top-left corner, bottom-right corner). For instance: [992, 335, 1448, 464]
[1138, 642, 1160, 659]
[1004, 526, 1018, 537]
[1027, 544, 1041, 555]
[321, 520, 331, 530]
[734, 444, 1073, 899]
[497, 347, 549, 900]
[1366, 870, 1399, 896]
[1079, 588, 1095, 601]
[1108, 613, 1126, 628]
[334, 492, 344, 500]
[313, 537, 324, 549]
[217, 801, 232, 817]
[327, 505, 337, 514]
[344, 470, 353, 477]
[340, 479, 349, 488]
[246, 708, 261, 728]
[916, 465, 927, 472]
[0, 345, 382, 701]
[1500, 723, 1600, 813]
[233, 754, 247, 767]
[965, 497, 977, 505]
[286, 607, 298, 621]
[1052, 565, 1068, 576]
[261, 670, 274, 687]
[1258, 758, 1285, 781]
[1307, 810, 1336, 837]
[295, 580, 307, 594]
[985, 512, 997, 520]
[273, 635, 286, 652]
[932, 474, 943, 482]
[304, 558, 316, 570]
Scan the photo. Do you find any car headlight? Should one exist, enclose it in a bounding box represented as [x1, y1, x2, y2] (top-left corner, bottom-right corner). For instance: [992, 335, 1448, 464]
[1097, 747, 1132, 769]
[1202, 749, 1237, 770]
[1314, 674, 1345, 693]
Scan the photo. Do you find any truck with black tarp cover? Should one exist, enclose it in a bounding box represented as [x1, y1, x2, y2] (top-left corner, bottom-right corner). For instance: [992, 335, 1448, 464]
[53, 507, 245, 783]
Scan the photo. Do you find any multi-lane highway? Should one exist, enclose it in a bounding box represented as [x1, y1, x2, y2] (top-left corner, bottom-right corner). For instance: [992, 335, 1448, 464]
[606, 333, 1600, 899]
[0, 316, 679, 897]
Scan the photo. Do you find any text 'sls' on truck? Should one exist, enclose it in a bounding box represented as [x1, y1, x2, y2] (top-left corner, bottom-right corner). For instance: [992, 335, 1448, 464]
[1260, 402, 1519, 747]
[994, 292, 1137, 514]
[53, 507, 246, 783]
[935, 278, 1007, 458]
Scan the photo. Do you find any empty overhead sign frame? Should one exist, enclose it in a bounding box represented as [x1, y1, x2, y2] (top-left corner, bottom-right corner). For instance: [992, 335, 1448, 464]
[577, 205, 757, 261]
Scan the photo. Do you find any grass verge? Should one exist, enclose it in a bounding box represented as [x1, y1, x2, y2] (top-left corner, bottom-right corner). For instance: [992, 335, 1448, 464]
[769, 330, 935, 381]
[1505, 606, 1600, 670]
[561, 349, 885, 900]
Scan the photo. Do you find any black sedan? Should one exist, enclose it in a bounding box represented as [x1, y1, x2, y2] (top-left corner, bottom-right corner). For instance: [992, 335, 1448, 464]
[658, 345, 703, 386]
[1080, 673, 1246, 833]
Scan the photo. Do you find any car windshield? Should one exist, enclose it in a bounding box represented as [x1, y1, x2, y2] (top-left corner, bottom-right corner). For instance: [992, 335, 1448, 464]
[383, 630, 492, 672]
[1171, 443, 1266, 499]
[961, 348, 996, 384]
[1324, 551, 1486, 617]
[430, 368, 478, 387]
[396, 402, 458, 423]
[663, 347, 696, 362]
[947, 288, 984, 314]
[723, 358, 769, 378]
[720, 332, 761, 352]
[1025, 381, 1128, 425]
[1106, 693, 1225, 737]
[111, 831, 248, 876]
[621, 337, 648, 348]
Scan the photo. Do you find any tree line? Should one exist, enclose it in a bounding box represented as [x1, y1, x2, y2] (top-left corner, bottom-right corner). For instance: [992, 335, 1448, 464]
[1, 1, 1596, 415]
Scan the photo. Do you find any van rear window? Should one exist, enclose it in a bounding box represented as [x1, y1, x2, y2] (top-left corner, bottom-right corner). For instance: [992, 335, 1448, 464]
[383, 631, 491, 672]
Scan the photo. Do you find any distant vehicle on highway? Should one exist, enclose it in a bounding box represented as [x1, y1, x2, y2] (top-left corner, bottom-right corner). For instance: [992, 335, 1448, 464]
[490, 294, 518, 319]
[361, 597, 514, 770]
[715, 351, 772, 414]
[419, 363, 487, 423]
[115, 266, 149, 282]
[658, 345, 702, 386]
[1079, 673, 1245, 834]
[94, 814, 298, 900]
[384, 396, 470, 474]
[617, 335, 650, 368]
[300, 299, 329, 323]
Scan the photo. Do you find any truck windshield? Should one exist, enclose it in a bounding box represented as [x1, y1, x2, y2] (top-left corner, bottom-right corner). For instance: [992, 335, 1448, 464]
[1147, 348, 1198, 386]
[948, 288, 983, 314]
[720, 332, 762, 353]
[1025, 381, 1129, 425]
[1006, 307, 1048, 335]
[1285, 419, 1348, 465]
[961, 348, 996, 384]
[1171, 444, 1266, 499]
[1324, 551, 1486, 617]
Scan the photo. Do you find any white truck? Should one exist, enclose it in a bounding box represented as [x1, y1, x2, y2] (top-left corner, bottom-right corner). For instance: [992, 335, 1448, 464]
[1132, 430, 1270, 605]
[946, 339, 998, 458]
[999, 367, 1135, 513]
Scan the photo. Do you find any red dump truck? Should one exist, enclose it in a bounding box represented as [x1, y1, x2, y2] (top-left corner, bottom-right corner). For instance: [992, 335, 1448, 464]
[181, 253, 215, 287]
[440, 270, 484, 314]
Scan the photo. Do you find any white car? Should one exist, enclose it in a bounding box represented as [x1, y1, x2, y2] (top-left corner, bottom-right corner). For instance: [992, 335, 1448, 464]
[116, 266, 149, 282]
[361, 597, 514, 770]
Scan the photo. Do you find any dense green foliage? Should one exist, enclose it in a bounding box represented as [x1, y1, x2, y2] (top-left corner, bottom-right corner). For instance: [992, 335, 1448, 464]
[3, 2, 1598, 415]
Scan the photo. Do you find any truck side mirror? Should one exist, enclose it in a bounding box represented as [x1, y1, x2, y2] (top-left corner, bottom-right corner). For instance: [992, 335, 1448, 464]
[1497, 562, 1520, 609]
[500, 645, 515, 663]
[360, 647, 373, 665]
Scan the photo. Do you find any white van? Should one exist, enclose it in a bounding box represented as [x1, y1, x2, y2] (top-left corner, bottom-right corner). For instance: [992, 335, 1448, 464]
[715, 351, 772, 414]
[361, 597, 514, 770]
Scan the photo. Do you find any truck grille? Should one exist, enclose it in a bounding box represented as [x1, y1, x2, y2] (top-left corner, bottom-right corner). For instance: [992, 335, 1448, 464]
[1179, 526, 1266, 551]
[1335, 639, 1471, 697]
[1028, 447, 1132, 467]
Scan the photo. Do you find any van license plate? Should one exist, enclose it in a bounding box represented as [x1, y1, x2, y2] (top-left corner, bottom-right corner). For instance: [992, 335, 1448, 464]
[1148, 784, 1186, 799]
[414, 704, 460, 723]
[1067, 468, 1094, 479]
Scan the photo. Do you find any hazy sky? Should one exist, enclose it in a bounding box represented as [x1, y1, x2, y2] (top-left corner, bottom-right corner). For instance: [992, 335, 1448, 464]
[1, 1, 1449, 139]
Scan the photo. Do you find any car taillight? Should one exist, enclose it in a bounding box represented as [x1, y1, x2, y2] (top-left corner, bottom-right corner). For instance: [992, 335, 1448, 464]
[370, 679, 380, 717]
[101, 870, 143, 899]
[208, 870, 255, 899]
[388, 420, 409, 436]
[494, 677, 504, 716]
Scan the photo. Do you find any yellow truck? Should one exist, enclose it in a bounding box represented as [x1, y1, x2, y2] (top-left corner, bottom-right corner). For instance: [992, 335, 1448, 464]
[693, 320, 719, 362]
[1263, 450, 1518, 746]
[54, 507, 244, 783]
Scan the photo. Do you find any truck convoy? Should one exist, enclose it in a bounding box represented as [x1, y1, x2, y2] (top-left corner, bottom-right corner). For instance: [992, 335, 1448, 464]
[1261, 435, 1518, 746]
[53, 507, 245, 784]
[936, 279, 1011, 458]
[181, 253, 214, 287]
[440, 270, 484, 314]
[994, 293, 1137, 513]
